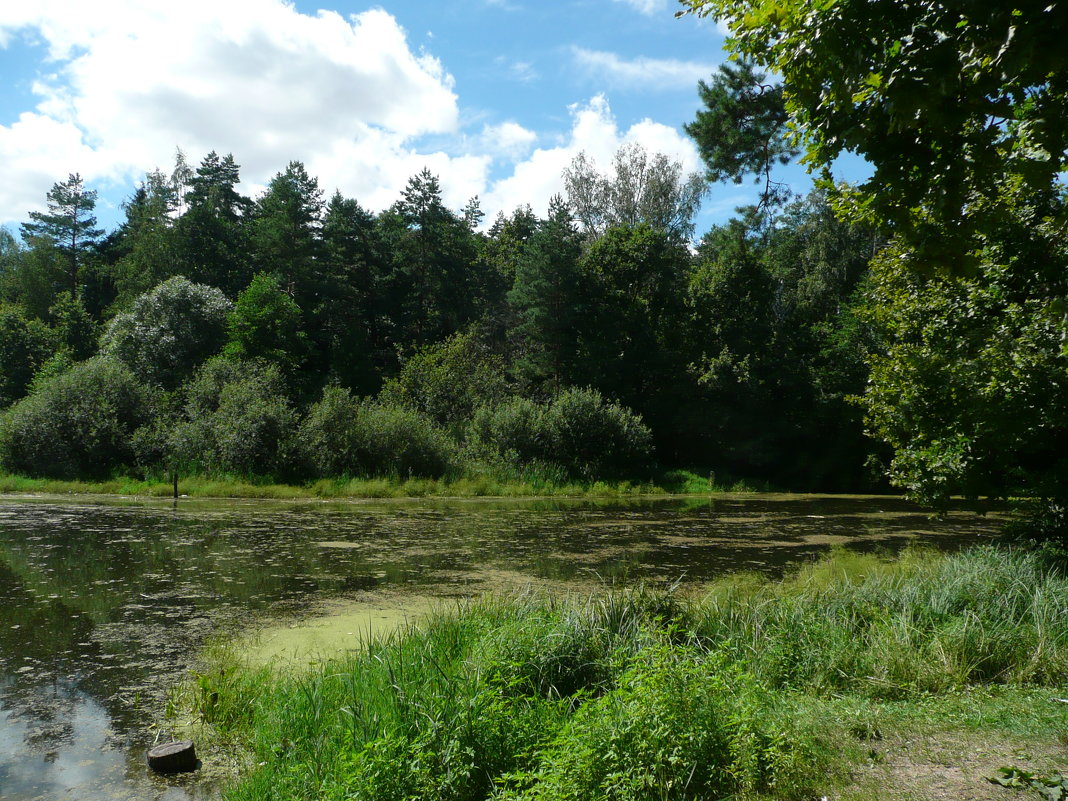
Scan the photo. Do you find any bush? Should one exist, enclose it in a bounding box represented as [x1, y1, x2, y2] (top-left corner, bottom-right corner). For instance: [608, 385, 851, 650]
[0, 357, 151, 478]
[379, 331, 509, 429]
[169, 357, 296, 478]
[100, 276, 231, 389]
[300, 386, 457, 478]
[500, 648, 821, 801]
[471, 387, 653, 479]
[544, 387, 653, 478]
[0, 304, 56, 406]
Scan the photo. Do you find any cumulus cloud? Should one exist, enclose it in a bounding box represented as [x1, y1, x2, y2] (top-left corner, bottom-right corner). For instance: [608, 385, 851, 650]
[0, 0, 460, 222]
[571, 47, 715, 90]
[479, 122, 538, 158]
[0, 1, 705, 230]
[482, 94, 702, 221]
[610, 0, 667, 16]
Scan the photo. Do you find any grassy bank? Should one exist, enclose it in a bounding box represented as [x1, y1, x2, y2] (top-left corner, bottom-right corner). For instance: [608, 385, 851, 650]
[0, 468, 764, 500]
[173, 546, 1068, 800]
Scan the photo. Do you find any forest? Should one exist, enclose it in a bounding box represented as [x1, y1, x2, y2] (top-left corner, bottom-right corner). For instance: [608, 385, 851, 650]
[0, 147, 879, 492]
[0, 0, 1065, 540]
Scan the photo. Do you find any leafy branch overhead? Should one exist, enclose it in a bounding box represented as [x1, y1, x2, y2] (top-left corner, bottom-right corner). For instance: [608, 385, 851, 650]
[680, 0, 1068, 240]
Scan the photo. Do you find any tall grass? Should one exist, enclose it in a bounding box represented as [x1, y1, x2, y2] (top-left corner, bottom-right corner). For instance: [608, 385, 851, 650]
[0, 471, 669, 500]
[692, 546, 1068, 696]
[178, 547, 1068, 801]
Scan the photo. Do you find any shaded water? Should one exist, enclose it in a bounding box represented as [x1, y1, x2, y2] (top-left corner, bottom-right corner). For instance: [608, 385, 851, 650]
[0, 493, 1002, 800]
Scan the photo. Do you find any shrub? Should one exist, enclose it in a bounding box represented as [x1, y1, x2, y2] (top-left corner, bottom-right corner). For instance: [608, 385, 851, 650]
[170, 357, 296, 478]
[379, 331, 509, 429]
[471, 387, 653, 479]
[300, 386, 457, 478]
[100, 276, 231, 389]
[0, 304, 56, 406]
[0, 356, 151, 478]
[500, 648, 822, 801]
[543, 387, 653, 478]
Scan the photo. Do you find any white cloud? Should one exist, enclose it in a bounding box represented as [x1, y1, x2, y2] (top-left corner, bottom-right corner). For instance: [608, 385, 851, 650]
[571, 47, 715, 90]
[610, 0, 666, 16]
[479, 122, 538, 158]
[0, 0, 460, 222]
[482, 94, 701, 221]
[0, 2, 704, 231]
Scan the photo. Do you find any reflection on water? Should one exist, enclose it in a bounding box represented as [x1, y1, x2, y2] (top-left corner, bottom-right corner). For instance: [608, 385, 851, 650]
[0, 493, 1003, 800]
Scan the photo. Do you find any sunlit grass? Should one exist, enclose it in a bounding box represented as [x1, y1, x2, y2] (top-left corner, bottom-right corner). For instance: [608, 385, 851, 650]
[178, 547, 1068, 801]
[0, 471, 686, 500]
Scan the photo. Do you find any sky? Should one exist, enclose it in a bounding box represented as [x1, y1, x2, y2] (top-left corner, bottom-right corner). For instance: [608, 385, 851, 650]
[0, 0, 852, 238]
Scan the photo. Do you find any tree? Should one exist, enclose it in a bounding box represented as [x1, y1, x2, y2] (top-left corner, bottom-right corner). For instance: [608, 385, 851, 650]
[863, 184, 1068, 511]
[250, 161, 324, 306]
[563, 144, 705, 241]
[299, 387, 456, 479]
[685, 61, 797, 210]
[173, 152, 251, 295]
[682, 0, 1068, 516]
[680, 0, 1068, 251]
[225, 273, 307, 374]
[378, 331, 509, 430]
[572, 222, 692, 445]
[100, 277, 232, 389]
[47, 292, 97, 362]
[317, 191, 389, 393]
[169, 357, 296, 478]
[20, 174, 103, 296]
[383, 168, 480, 346]
[0, 305, 55, 407]
[110, 169, 179, 305]
[507, 197, 584, 392]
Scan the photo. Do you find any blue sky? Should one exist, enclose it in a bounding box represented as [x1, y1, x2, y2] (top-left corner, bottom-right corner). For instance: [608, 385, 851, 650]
[0, 0, 851, 238]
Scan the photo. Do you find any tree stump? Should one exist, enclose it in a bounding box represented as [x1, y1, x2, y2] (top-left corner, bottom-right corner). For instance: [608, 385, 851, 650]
[147, 740, 198, 774]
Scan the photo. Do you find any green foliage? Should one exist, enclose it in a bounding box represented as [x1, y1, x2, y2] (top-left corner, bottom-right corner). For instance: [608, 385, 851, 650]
[506, 198, 584, 392]
[0, 304, 56, 407]
[299, 386, 457, 479]
[225, 273, 307, 373]
[47, 292, 97, 361]
[384, 168, 482, 346]
[178, 546, 1068, 801]
[379, 331, 509, 428]
[19, 173, 103, 295]
[989, 766, 1068, 799]
[563, 144, 705, 242]
[100, 276, 231, 388]
[0, 357, 150, 479]
[172, 151, 252, 296]
[683, 0, 1068, 244]
[109, 168, 180, 304]
[250, 161, 323, 308]
[692, 546, 1068, 695]
[862, 182, 1068, 512]
[685, 61, 797, 208]
[471, 387, 653, 479]
[500, 649, 819, 801]
[169, 357, 296, 478]
[317, 191, 388, 394]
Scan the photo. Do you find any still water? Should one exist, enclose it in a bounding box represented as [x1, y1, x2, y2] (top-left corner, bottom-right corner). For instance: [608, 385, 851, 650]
[0, 493, 1002, 800]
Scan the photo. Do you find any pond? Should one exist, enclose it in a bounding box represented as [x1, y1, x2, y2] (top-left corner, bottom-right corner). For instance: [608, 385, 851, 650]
[0, 493, 1003, 800]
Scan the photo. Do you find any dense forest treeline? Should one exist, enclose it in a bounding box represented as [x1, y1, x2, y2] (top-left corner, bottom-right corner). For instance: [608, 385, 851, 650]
[0, 140, 882, 491]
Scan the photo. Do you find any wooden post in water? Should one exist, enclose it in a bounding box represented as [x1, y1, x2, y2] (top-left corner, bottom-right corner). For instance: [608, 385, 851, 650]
[171, 470, 178, 499]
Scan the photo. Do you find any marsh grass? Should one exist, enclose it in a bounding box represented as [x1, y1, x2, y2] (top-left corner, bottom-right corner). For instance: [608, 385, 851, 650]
[0, 471, 673, 500]
[179, 547, 1068, 801]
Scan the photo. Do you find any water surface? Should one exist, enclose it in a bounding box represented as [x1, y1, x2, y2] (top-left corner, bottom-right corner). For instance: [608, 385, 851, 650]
[0, 493, 1003, 800]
